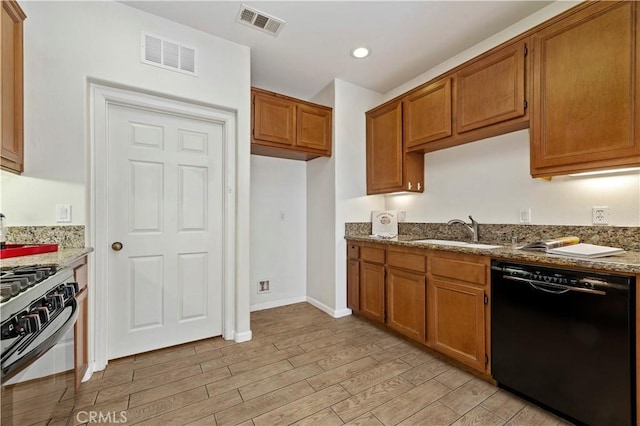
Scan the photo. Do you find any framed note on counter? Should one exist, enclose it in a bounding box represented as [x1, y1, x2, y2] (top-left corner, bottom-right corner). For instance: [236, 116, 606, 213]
[371, 210, 398, 237]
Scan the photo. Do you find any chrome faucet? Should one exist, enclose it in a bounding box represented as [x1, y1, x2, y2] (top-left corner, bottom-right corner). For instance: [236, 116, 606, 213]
[447, 215, 479, 242]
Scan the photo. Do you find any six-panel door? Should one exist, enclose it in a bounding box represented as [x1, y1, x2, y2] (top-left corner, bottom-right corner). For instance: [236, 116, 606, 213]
[107, 102, 224, 359]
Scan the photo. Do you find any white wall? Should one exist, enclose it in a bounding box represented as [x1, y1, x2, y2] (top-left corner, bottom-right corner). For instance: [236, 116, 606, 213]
[385, 1, 581, 101]
[306, 83, 337, 314]
[383, 0, 640, 227]
[1, 0, 252, 378]
[250, 155, 307, 310]
[333, 80, 385, 313]
[386, 131, 640, 226]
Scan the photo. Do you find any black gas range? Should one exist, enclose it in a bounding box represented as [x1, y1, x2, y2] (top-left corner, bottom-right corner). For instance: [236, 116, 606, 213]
[0, 265, 79, 381]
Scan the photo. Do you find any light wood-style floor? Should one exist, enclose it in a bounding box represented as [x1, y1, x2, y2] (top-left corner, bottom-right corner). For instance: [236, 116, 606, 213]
[1, 303, 571, 426]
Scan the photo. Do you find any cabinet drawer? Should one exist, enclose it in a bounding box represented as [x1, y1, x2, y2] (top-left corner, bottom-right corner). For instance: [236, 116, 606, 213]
[430, 257, 486, 286]
[361, 246, 385, 264]
[387, 251, 425, 272]
[347, 243, 360, 259]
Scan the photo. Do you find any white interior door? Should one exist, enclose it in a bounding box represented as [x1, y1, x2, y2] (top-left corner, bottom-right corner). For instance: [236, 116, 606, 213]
[107, 103, 224, 359]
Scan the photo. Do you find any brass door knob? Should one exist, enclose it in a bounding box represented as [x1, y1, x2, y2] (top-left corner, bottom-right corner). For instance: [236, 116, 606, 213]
[111, 242, 123, 251]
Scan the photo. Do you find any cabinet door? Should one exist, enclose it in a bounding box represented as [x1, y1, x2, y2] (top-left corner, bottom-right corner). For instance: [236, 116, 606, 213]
[297, 103, 332, 153]
[360, 262, 385, 323]
[366, 101, 424, 194]
[1, 0, 25, 174]
[386, 268, 425, 341]
[404, 78, 452, 148]
[366, 101, 403, 193]
[253, 91, 296, 146]
[347, 258, 360, 312]
[456, 41, 526, 134]
[428, 278, 486, 371]
[531, 1, 640, 176]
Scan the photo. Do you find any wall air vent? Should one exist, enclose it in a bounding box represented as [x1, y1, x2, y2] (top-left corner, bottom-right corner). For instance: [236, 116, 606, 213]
[236, 4, 285, 37]
[141, 33, 197, 76]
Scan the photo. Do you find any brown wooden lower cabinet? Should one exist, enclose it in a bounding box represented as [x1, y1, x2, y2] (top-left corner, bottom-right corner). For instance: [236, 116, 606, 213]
[346, 240, 490, 376]
[427, 278, 486, 371]
[386, 267, 425, 341]
[72, 257, 89, 389]
[359, 261, 385, 323]
[346, 258, 360, 312]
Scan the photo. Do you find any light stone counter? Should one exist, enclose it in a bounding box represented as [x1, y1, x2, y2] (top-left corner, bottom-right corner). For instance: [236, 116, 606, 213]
[346, 235, 640, 275]
[0, 248, 94, 270]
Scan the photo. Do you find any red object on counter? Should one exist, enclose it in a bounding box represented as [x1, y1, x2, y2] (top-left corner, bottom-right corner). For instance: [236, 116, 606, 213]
[0, 244, 59, 259]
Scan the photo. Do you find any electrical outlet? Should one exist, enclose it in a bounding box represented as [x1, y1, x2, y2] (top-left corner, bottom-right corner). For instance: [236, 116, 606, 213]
[258, 280, 270, 293]
[519, 208, 531, 224]
[592, 206, 610, 225]
[398, 211, 407, 222]
[279, 211, 286, 222]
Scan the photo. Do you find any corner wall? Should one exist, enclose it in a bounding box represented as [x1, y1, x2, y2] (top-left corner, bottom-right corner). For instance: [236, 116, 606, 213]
[250, 155, 307, 310]
[306, 84, 337, 314]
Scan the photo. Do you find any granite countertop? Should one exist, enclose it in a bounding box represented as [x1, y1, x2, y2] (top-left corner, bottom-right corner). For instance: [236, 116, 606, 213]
[0, 248, 94, 270]
[346, 235, 640, 274]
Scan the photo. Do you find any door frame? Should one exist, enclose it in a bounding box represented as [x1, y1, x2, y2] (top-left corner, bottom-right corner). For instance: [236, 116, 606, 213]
[89, 82, 237, 373]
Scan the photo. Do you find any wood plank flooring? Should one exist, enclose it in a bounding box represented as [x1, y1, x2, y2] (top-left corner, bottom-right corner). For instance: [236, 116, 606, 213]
[1, 303, 571, 425]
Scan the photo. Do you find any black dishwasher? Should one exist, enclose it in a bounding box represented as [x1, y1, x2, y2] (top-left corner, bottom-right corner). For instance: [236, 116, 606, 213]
[491, 260, 635, 426]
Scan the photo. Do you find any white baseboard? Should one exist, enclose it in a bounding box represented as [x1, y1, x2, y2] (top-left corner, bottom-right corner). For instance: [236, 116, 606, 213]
[82, 363, 96, 382]
[234, 330, 253, 343]
[250, 296, 307, 312]
[306, 297, 353, 319]
[333, 308, 353, 318]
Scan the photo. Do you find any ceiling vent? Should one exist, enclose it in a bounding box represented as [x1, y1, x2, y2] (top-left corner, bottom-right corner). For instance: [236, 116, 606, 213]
[141, 33, 197, 76]
[236, 4, 285, 37]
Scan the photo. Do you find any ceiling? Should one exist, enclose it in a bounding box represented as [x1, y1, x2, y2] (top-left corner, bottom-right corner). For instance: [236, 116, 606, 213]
[122, 1, 553, 100]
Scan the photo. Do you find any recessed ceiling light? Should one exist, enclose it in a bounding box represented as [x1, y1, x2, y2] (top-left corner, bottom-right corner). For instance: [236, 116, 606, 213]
[350, 47, 370, 59]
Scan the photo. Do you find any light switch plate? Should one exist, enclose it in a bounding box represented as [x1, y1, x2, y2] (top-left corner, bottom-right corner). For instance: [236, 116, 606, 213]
[519, 208, 531, 224]
[56, 204, 72, 223]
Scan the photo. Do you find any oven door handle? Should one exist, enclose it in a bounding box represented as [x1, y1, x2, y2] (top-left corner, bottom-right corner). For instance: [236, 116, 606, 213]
[1, 297, 78, 381]
[502, 275, 606, 296]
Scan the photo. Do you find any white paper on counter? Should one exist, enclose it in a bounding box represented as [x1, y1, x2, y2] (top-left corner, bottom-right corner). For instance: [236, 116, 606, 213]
[371, 210, 398, 237]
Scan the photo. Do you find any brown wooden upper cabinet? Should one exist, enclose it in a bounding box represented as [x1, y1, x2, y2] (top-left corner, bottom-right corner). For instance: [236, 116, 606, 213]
[1, 0, 26, 174]
[531, 1, 640, 177]
[403, 78, 452, 149]
[251, 87, 332, 161]
[366, 100, 424, 194]
[456, 41, 526, 134]
[401, 39, 529, 154]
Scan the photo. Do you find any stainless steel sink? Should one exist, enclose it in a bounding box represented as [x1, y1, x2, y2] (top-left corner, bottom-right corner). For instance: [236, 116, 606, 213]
[409, 239, 501, 249]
